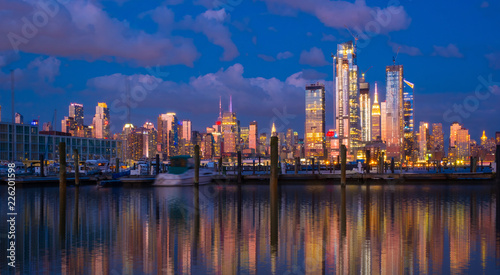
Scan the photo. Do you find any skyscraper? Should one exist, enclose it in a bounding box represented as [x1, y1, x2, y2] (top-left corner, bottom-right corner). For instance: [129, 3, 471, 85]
[431, 123, 444, 161]
[305, 83, 326, 158]
[418, 122, 430, 161]
[449, 122, 470, 162]
[380, 101, 387, 142]
[222, 97, 238, 155]
[403, 80, 414, 160]
[69, 103, 84, 127]
[385, 65, 404, 160]
[92, 102, 110, 139]
[371, 83, 381, 140]
[359, 73, 371, 142]
[334, 41, 361, 157]
[157, 113, 179, 158]
[249, 121, 258, 154]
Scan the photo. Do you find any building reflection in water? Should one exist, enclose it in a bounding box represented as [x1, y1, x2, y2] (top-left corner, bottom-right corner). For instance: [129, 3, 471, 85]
[1, 184, 500, 274]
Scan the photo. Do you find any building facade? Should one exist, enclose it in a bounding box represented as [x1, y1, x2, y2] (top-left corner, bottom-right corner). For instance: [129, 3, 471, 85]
[335, 41, 361, 158]
[359, 74, 371, 142]
[305, 83, 326, 158]
[385, 65, 404, 160]
[371, 83, 381, 140]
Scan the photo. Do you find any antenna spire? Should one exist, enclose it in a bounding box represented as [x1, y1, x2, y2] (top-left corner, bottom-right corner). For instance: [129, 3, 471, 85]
[219, 96, 222, 119]
[229, 95, 232, 113]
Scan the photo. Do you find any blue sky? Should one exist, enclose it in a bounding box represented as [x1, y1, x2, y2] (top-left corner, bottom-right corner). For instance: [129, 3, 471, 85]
[0, 0, 499, 141]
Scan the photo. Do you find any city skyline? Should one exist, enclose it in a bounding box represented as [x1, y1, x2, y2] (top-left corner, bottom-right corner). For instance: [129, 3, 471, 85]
[0, 0, 499, 144]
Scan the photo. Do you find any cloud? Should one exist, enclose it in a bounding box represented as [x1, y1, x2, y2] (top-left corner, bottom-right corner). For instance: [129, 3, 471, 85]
[27, 56, 61, 82]
[0, 0, 199, 67]
[389, 42, 422, 56]
[480, 1, 489, 8]
[176, 9, 239, 61]
[258, 54, 276, 62]
[299, 47, 330, 66]
[321, 33, 336, 42]
[301, 69, 328, 80]
[432, 44, 463, 58]
[258, 0, 411, 33]
[485, 52, 500, 69]
[268, 26, 278, 32]
[85, 64, 329, 128]
[276, 51, 293, 60]
[0, 56, 64, 95]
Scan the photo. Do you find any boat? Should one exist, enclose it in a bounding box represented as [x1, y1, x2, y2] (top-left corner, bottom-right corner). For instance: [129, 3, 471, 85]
[153, 155, 214, 186]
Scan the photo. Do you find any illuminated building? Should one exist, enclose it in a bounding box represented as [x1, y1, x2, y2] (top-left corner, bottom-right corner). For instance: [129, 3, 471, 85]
[430, 123, 444, 161]
[222, 97, 238, 155]
[305, 83, 326, 158]
[371, 83, 381, 140]
[480, 131, 487, 146]
[385, 65, 404, 160]
[180, 119, 192, 155]
[334, 41, 361, 157]
[449, 122, 470, 162]
[157, 113, 179, 159]
[380, 102, 387, 142]
[240, 126, 249, 149]
[15, 112, 23, 124]
[496, 132, 500, 145]
[403, 80, 414, 160]
[360, 73, 371, 142]
[127, 129, 144, 161]
[202, 133, 214, 159]
[92, 102, 110, 139]
[259, 133, 268, 156]
[249, 121, 258, 154]
[418, 122, 430, 161]
[69, 103, 84, 127]
[456, 128, 470, 161]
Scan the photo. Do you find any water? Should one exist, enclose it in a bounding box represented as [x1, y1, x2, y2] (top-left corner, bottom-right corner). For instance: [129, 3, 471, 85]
[1, 184, 500, 274]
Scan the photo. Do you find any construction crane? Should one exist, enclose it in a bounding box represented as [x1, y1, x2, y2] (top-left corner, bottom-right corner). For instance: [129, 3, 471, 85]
[344, 24, 358, 48]
[362, 66, 373, 76]
[393, 46, 401, 65]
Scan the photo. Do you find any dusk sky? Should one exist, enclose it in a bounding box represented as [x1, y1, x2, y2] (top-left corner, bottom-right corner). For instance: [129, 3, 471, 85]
[0, 0, 499, 141]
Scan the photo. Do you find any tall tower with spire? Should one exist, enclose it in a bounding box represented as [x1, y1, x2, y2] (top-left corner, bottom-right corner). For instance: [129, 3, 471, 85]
[334, 41, 361, 158]
[221, 95, 238, 155]
[371, 83, 381, 140]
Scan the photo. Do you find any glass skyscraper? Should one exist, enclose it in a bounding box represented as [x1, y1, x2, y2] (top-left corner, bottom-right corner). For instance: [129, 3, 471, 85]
[305, 83, 326, 158]
[403, 79, 414, 160]
[334, 41, 360, 158]
[359, 74, 371, 142]
[385, 65, 404, 160]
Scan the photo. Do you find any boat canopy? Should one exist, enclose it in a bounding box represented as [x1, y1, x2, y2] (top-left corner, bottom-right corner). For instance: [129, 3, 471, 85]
[169, 155, 194, 174]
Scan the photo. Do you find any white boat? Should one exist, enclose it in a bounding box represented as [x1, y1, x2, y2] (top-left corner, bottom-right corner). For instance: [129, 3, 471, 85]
[154, 155, 214, 186]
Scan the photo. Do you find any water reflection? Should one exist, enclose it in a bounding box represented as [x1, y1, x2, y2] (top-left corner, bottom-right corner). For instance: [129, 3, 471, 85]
[1, 184, 500, 274]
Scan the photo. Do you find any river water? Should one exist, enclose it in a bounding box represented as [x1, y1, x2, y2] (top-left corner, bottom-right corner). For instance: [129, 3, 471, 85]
[1, 184, 500, 274]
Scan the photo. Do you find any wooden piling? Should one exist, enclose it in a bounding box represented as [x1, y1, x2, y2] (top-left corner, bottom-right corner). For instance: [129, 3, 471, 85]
[59, 142, 67, 187]
[73, 149, 80, 186]
[365, 150, 370, 174]
[253, 159, 256, 175]
[295, 157, 299, 174]
[496, 145, 500, 181]
[390, 157, 395, 174]
[194, 145, 200, 186]
[341, 145, 346, 187]
[58, 142, 67, 244]
[258, 155, 261, 172]
[311, 158, 315, 175]
[115, 158, 120, 173]
[155, 154, 160, 175]
[270, 136, 278, 187]
[40, 154, 45, 177]
[237, 151, 242, 184]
